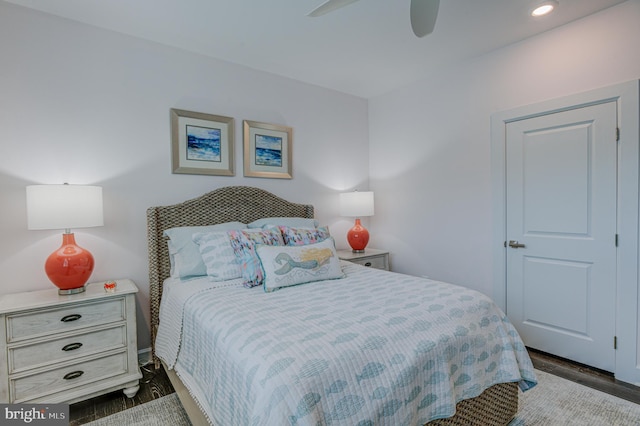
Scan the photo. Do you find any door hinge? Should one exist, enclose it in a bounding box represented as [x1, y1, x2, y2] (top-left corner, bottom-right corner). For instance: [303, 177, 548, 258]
[614, 336, 618, 350]
[503, 241, 507, 248]
[615, 234, 619, 247]
[616, 127, 620, 141]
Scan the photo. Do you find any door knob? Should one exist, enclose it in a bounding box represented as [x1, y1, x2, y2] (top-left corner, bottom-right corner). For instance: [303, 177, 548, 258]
[508, 240, 526, 248]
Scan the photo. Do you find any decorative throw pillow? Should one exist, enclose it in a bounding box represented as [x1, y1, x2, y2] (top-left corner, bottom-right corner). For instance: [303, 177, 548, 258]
[164, 222, 246, 279]
[257, 238, 344, 292]
[247, 217, 319, 229]
[228, 229, 284, 288]
[192, 231, 242, 281]
[279, 225, 330, 246]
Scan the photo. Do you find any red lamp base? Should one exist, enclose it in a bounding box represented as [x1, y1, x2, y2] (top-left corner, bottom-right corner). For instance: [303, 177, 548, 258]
[347, 218, 370, 253]
[45, 233, 95, 295]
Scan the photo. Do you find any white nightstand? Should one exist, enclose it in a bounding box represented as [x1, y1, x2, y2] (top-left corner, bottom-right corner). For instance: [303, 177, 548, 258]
[337, 248, 390, 271]
[0, 279, 142, 404]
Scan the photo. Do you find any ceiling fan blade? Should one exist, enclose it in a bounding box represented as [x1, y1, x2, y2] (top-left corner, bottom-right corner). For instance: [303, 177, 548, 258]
[307, 0, 361, 17]
[410, 0, 440, 37]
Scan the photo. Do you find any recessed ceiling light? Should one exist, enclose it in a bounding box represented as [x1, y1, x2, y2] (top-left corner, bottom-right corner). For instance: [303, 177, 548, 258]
[531, 0, 559, 17]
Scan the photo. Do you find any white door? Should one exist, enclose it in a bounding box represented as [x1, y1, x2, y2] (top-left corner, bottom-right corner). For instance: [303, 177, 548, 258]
[505, 101, 618, 371]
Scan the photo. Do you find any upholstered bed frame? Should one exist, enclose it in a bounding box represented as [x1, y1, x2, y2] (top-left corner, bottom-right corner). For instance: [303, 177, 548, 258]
[146, 186, 518, 426]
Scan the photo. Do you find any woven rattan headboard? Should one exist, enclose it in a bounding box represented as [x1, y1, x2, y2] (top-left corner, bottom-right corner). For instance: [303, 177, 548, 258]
[147, 185, 314, 364]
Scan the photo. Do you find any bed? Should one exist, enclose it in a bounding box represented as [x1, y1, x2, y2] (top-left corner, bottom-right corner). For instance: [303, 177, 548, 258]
[147, 186, 536, 425]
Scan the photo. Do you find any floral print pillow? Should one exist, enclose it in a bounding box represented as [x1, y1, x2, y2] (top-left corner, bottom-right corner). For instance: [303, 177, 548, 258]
[278, 226, 330, 246]
[228, 229, 284, 288]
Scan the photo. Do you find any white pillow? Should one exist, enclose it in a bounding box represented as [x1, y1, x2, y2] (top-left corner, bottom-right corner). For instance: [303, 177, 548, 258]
[164, 222, 245, 278]
[257, 238, 344, 292]
[192, 231, 242, 281]
[247, 217, 319, 229]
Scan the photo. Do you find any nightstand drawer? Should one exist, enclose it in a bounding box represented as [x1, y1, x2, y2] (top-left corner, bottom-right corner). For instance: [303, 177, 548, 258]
[9, 324, 127, 373]
[350, 256, 388, 270]
[337, 249, 390, 271]
[11, 351, 128, 403]
[6, 299, 125, 343]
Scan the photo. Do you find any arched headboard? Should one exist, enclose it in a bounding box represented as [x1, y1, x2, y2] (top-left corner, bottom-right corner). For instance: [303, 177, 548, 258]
[146, 186, 314, 364]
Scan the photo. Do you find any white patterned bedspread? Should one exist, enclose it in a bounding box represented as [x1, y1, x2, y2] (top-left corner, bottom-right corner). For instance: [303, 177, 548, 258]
[156, 261, 537, 425]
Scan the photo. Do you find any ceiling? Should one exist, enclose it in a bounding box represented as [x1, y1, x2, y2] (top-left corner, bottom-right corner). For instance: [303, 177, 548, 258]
[5, 0, 628, 98]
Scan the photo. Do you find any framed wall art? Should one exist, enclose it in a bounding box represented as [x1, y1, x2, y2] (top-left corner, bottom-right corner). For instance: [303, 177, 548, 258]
[243, 120, 292, 179]
[170, 108, 234, 176]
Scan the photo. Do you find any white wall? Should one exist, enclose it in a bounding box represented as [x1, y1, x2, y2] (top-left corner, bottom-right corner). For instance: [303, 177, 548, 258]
[0, 1, 369, 349]
[3, 0, 639, 354]
[368, 0, 640, 297]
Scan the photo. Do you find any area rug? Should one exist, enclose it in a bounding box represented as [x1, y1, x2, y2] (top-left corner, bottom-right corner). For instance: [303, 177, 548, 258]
[509, 370, 640, 425]
[86, 370, 640, 425]
[84, 393, 191, 426]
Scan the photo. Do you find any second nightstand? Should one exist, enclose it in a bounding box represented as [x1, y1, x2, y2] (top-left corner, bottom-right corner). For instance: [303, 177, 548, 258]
[337, 248, 390, 271]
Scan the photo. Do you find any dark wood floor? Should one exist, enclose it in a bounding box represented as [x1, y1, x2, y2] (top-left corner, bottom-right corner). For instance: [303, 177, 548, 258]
[528, 348, 640, 404]
[69, 349, 640, 424]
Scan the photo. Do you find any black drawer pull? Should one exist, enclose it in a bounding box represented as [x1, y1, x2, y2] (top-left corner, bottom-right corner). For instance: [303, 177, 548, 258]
[364, 262, 372, 267]
[62, 342, 83, 352]
[63, 371, 84, 380]
[60, 314, 82, 322]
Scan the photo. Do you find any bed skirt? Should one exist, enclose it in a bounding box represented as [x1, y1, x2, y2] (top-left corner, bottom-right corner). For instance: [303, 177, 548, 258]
[163, 363, 518, 426]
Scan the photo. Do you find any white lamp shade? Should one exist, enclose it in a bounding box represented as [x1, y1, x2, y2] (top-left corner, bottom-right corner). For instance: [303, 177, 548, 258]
[26, 185, 104, 230]
[340, 191, 374, 217]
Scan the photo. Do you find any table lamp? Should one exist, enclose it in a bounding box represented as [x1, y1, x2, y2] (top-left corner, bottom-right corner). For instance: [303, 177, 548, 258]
[26, 184, 104, 295]
[340, 191, 374, 253]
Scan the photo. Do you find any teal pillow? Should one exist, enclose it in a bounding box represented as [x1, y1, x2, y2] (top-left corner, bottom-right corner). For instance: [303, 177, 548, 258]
[247, 217, 319, 229]
[164, 222, 245, 279]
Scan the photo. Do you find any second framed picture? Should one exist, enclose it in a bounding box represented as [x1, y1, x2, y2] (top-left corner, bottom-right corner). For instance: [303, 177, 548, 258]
[243, 120, 292, 179]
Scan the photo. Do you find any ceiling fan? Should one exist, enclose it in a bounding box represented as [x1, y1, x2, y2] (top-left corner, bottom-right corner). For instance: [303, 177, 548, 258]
[307, 0, 440, 38]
